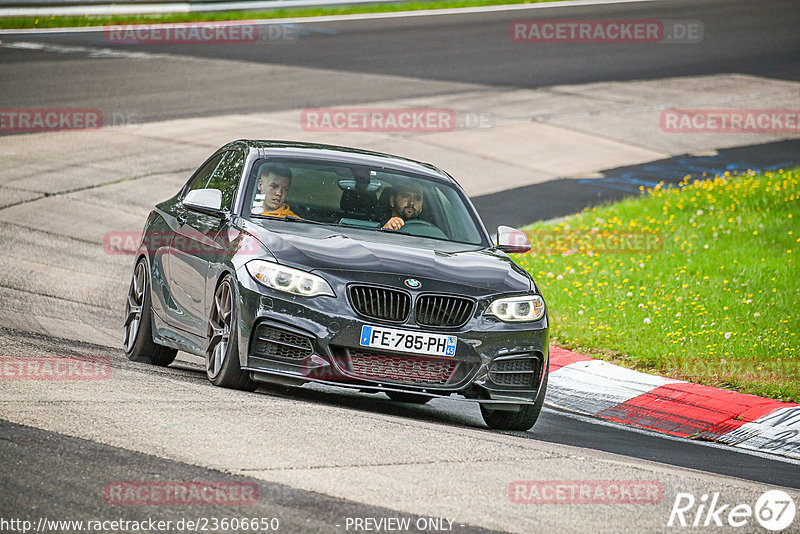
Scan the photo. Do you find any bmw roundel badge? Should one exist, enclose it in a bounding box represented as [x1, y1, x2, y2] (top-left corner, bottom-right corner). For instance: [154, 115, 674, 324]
[404, 278, 421, 289]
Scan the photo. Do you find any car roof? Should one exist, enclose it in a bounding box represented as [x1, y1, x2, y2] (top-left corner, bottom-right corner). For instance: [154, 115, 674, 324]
[223, 139, 456, 185]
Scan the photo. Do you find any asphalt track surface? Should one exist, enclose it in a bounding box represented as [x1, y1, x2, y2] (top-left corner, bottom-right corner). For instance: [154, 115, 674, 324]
[2, 418, 501, 534]
[0, 421, 497, 534]
[474, 138, 800, 228]
[0, 0, 799, 122]
[1, 327, 798, 532]
[1, 0, 800, 531]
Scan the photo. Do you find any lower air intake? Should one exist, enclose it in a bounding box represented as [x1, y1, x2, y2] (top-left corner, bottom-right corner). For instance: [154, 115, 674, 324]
[251, 324, 313, 360]
[346, 348, 456, 385]
[488, 357, 541, 387]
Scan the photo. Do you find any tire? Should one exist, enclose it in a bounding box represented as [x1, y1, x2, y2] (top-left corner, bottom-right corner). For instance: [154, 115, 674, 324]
[480, 371, 548, 431]
[386, 391, 433, 404]
[124, 258, 178, 366]
[205, 275, 257, 391]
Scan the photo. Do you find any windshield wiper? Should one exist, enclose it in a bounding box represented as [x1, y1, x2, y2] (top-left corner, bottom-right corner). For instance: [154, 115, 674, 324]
[251, 213, 301, 221]
[337, 221, 382, 230]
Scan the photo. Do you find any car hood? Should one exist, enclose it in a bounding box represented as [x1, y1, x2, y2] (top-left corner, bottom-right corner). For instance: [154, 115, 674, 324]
[241, 221, 532, 293]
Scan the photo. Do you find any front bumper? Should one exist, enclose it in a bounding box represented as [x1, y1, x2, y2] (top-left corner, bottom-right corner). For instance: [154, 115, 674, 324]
[234, 268, 549, 407]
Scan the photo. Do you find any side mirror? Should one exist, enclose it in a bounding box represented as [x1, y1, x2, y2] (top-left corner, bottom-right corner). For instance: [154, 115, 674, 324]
[183, 188, 223, 214]
[496, 225, 531, 254]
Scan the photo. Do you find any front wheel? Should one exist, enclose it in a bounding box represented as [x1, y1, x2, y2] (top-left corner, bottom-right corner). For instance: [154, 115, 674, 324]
[480, 371, 547, 431]
[205, 275, 257, 391]
[124, 258, 177, 366]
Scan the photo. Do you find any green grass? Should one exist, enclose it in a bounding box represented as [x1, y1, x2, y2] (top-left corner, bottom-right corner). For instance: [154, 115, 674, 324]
[0, 0, 564, 29]
[513, 168, 800, 402]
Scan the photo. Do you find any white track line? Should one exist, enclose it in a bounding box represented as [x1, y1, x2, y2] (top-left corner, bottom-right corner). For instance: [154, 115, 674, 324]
[1, 40, 171, 58]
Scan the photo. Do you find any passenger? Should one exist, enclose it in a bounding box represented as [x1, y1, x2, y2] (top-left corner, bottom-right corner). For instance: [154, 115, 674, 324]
[257, 164, 298, 218]
[382, 185, 424, 230]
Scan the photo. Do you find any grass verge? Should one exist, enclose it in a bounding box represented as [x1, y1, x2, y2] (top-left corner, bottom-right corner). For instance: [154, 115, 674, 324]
[0, 0, 563, 29]
[514, 168, 799, 402]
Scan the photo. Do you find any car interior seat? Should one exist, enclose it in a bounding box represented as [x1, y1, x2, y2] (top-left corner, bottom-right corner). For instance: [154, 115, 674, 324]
[374, 187, 394, 223]
[340, 189, 378, 220]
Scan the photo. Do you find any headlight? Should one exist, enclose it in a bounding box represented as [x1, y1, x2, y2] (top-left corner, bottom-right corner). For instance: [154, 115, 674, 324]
[246, 260, 334, 297]
[486, 295, 545, 322]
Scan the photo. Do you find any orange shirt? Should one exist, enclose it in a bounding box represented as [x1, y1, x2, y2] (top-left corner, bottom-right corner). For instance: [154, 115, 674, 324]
[262, 203, 299, 218]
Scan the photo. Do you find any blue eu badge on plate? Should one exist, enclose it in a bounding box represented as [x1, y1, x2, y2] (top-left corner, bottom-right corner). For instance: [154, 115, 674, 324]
[360, 325, 372, 345]
[445, 336, 457, 356]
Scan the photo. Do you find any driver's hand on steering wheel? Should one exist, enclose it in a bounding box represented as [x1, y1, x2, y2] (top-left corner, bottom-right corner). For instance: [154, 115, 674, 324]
[382, 217, 405, 230]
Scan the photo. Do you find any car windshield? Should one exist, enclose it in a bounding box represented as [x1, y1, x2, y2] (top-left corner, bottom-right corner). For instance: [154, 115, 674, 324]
[245, 158, 486, 246]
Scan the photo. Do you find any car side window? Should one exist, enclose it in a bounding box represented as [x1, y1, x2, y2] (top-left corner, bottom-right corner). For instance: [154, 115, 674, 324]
[183, 153, 224, 198]
[207, 150, 245, 212]
[435, 187, 479, 243]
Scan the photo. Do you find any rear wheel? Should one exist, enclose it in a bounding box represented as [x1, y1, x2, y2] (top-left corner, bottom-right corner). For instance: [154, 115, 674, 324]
[480, 371, 547, 431]
[124, 258, 177, 366]
[386, 391, 433, 404]
[206, 275, 257, 391]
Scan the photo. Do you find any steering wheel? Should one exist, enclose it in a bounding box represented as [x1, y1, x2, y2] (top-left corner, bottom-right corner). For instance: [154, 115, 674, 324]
[398, 219, 448, 239]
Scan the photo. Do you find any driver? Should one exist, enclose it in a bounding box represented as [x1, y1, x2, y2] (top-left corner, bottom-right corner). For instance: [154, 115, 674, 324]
[256, 164, 298, 218]
[382, 185, 424, 230]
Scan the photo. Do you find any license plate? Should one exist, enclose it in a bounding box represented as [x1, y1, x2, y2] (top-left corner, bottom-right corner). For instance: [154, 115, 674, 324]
[359, 325, 457, 357]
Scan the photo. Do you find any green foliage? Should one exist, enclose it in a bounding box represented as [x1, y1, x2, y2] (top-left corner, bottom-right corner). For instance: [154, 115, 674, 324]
[0, 0, 559, 29]
[515, 168, 800, 402]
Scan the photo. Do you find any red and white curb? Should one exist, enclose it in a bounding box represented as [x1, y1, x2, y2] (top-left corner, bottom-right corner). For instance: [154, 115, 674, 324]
[546, 346, 800, 460]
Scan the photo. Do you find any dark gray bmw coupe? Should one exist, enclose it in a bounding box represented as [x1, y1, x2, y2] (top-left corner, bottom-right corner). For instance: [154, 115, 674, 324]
[124, 140, 549, 430]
